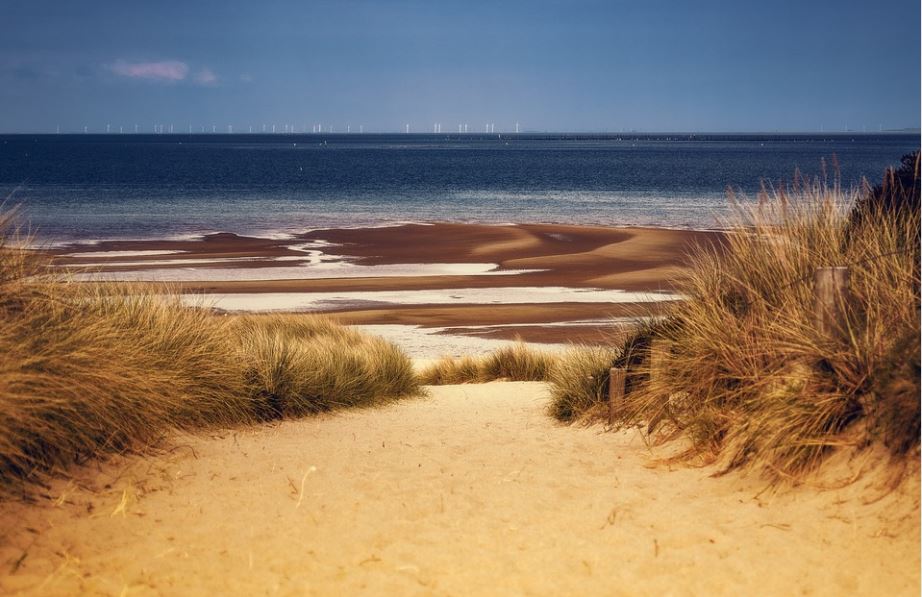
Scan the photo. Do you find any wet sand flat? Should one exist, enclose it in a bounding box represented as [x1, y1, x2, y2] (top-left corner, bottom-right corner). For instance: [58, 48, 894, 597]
[48, 223, 721, 344]
[50, 223, 722, 294]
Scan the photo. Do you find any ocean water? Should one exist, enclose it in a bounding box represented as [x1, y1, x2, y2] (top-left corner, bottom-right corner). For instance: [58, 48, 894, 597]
[0, 133, 916, 242]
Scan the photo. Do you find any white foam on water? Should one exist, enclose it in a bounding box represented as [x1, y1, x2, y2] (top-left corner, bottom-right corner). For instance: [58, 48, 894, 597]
[183, 286, 682, 312]
[26, 238, 103, 249]
[33, 232, 211, 249]
[249, 231, 300, 240]
[345, 221, 436, 229]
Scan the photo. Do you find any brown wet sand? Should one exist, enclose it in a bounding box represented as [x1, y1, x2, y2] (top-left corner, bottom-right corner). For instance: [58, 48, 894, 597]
[0, 382, 918, 596]
[49, 223, 719, 344]
[322, 302, 666, 346]
[50, 223, 722, 293]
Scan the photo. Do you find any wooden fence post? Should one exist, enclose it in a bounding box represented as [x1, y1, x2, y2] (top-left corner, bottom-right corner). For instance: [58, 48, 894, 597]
[649, 339, 671, 382]
[814, 266, 850, 338]
[608, 368, 626, 425]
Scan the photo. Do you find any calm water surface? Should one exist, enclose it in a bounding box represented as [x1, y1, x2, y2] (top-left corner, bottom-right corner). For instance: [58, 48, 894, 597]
[0, 133, 916, 242]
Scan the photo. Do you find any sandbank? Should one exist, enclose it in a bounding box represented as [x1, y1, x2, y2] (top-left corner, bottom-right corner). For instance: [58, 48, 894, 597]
[48, 223, 721, 347]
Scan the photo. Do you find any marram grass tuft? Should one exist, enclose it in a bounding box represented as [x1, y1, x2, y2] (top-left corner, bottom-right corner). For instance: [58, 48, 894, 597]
[596, 170, 921, 478]
[0, 213, 420, 491]
[418, 342, 557, 385]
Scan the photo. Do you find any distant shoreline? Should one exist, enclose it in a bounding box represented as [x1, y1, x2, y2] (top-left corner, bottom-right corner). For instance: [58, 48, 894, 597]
[6, 132, 914, 240]
[2, 130, 919, 137]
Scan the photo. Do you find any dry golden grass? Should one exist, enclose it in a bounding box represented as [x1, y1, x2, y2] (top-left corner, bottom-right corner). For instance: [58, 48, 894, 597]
[590, 175, 921, 478]
[480, 343, 556, 381]
[418, 355, 485, 385]
[0, 213, 419, 490]
[418, 342, 556, 385]
[233, 313, 419, 418]
[547, 346, 621, 421]
[420, 342, 624, 423]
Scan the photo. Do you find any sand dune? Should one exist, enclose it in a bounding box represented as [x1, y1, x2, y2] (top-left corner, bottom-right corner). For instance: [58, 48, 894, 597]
[1, 382, 917, 596]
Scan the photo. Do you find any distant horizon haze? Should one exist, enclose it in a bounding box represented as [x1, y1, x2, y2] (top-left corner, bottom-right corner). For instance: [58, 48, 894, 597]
[1, 0, 918, 134]
[3, 129, 920, 136]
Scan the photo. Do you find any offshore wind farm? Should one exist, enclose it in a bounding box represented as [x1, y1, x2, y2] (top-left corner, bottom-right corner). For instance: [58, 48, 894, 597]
[0, 1, 919, 595]
[3, 131, 915, 243]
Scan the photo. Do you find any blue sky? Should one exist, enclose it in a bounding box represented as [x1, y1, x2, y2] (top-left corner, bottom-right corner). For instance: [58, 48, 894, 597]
[1, 0, 918, 133]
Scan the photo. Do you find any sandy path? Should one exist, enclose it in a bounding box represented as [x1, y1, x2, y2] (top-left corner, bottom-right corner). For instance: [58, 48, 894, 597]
[1, 382, 918, 596]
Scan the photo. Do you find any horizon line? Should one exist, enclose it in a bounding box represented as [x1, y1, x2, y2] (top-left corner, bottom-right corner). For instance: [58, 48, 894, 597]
[1, 128, 919, 136]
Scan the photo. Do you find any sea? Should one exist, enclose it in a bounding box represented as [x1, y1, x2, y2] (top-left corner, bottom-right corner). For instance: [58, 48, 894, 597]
[0, 133, 917, 243]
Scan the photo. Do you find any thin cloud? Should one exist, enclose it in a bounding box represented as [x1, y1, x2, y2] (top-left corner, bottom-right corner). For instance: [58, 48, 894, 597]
[110, 60, 189, 82]
[194, 68, 218, 86]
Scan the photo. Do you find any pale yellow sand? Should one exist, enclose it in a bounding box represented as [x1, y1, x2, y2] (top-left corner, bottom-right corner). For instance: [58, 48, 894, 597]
[1, 382, 918, 596]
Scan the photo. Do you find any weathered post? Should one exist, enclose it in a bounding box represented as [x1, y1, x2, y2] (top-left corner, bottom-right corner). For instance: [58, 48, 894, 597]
[649, 339, 671, 382]
[814, 266, 850, 338]
[608, 368, 626, 425]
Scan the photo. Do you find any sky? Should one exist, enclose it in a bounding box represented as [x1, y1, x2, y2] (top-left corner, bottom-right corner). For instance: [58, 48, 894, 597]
[0, 0, 919, 133]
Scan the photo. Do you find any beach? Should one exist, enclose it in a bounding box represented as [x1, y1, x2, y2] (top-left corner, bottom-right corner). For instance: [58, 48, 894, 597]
[1, 382, 917, 595]
[5, 212, 913, 596]
[50, 223, 720, 354]
[2, 1, 919, 593]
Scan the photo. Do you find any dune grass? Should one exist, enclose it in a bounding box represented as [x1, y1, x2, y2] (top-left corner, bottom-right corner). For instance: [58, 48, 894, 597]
[419, 342, 557, 385]
[420, 341, 623, 423]
[0, 213, 420, 491]
[547, 346, 621, 421]
[233, 313, 419, 418]
[561, 169, 920, 478]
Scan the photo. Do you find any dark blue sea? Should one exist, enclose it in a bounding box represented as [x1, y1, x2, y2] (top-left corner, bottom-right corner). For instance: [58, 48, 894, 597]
[0, 133, 917, 242]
